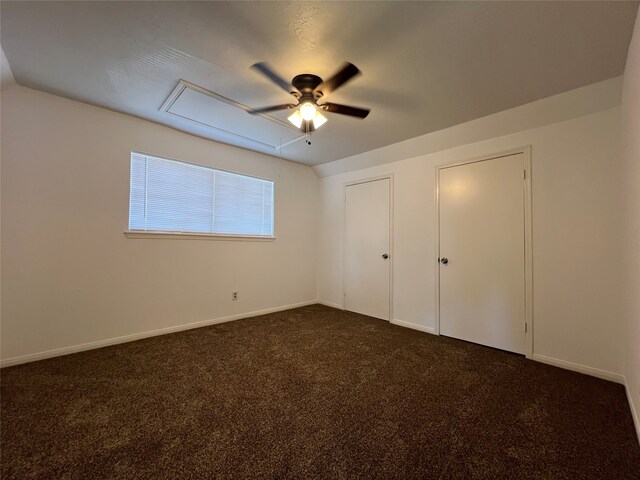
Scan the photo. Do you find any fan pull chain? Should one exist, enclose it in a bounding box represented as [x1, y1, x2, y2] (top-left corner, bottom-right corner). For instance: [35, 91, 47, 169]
[305, 122, 312, 145]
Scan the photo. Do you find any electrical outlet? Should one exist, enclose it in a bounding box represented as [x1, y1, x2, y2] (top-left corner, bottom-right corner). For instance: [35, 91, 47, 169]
[232, 291, 239, 301]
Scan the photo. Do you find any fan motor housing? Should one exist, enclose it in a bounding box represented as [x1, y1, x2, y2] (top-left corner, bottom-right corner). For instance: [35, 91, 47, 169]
[292, 74, 323, 96]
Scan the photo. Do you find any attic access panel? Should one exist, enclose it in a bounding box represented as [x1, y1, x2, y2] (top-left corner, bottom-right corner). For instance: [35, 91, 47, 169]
[161, 80, 303, 151]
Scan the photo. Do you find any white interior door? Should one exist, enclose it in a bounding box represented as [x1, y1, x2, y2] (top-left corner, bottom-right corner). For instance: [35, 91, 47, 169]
[439, 154, 525, 354]
[344, 178, 391, 320]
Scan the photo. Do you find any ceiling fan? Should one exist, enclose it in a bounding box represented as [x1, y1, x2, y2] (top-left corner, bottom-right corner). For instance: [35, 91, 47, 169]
[248, 62, 370, 136]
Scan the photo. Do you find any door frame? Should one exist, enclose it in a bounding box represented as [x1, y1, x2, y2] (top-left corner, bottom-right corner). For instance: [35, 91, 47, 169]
[342, 174, 394, 322]
[434, 147, 533, 358]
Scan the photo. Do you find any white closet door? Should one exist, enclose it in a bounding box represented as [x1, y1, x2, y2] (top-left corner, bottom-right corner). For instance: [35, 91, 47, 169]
[439, 154, 525, 354]
[344, 178, 391, 320]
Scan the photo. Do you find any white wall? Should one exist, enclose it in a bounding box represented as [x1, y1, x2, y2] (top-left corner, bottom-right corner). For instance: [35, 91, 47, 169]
[1, 45, 15, 89]
[0, 85, 319, 364]
[318, 97, 625, 380]
[621, 7, 640, 438]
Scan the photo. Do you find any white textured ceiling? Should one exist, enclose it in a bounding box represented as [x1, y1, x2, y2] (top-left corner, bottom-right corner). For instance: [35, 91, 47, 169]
[1, 1, 638, 165]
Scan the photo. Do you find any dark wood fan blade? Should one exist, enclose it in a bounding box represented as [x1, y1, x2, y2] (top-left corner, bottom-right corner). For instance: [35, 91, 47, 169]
[248, 104, 296, 114]
[320, 102, 370, 118]
[251, 62, 299, 95]
[314, 63, 361, 97]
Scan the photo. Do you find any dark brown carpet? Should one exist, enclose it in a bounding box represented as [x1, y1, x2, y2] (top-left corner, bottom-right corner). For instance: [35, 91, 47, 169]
[2, 304, 639, 479]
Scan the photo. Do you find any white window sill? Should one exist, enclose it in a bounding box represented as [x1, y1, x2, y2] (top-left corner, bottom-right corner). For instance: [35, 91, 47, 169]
[124, 231, 276, 241]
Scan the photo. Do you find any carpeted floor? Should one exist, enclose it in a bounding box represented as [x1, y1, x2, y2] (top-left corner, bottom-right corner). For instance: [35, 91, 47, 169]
[2, 304, 639, 479]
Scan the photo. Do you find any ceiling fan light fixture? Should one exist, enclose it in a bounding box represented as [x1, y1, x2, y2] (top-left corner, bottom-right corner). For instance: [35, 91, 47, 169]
[299, 102, 317, 120]
[312, 111, 327, 128]
[288, 108, 328, 131]
[287, 110, 303, 128]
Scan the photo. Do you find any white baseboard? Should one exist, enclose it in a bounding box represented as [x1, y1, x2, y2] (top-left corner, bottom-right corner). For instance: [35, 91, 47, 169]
[391, 318, 437, 335]
[624, 377, 640, 445]
[317, 300, 344, 310]
[0, 300, 318, 368]
[531, 353, 625, 384]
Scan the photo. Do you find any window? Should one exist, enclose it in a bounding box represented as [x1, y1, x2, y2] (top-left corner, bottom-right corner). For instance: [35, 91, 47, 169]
[128, 152, 274, 237]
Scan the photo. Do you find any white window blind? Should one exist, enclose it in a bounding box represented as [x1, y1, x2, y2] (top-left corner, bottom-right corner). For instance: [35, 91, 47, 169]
[129, 152, 274, 236]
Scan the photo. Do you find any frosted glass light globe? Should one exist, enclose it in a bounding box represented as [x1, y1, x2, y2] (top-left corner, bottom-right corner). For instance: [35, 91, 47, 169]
[299, 103, 317, 121]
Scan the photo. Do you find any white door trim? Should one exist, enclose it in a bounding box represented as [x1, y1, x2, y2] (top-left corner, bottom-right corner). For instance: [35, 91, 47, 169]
[434, 147, 533, 358]
[342, 174, 394, 322]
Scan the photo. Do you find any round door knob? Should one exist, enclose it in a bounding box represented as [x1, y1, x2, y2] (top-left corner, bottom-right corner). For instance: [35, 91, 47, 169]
[382, 254, 389, 259]
[440, 257, 448, 265]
